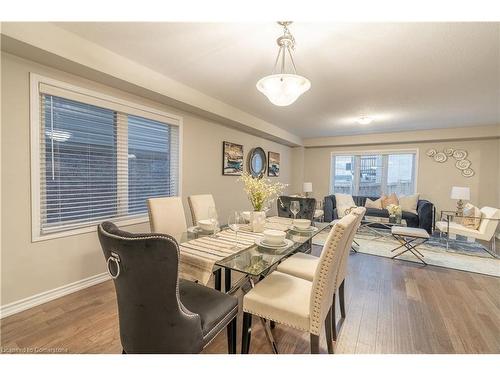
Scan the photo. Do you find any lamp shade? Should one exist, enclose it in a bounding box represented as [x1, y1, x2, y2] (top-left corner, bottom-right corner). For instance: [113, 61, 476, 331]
[303, 182, 313, 193]
[256, 74, 311, 106]
[451, 186, 470, 200]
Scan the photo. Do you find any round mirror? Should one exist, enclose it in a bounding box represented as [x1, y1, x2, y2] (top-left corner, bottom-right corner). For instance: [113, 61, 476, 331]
[248, 147, 267, 178]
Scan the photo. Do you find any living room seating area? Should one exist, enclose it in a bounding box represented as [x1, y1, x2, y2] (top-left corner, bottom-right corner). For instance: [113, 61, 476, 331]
[324, 193, 435, 234]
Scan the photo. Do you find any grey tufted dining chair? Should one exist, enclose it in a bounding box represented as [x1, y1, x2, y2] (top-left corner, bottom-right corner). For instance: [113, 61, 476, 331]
[97, 221, 238, 354]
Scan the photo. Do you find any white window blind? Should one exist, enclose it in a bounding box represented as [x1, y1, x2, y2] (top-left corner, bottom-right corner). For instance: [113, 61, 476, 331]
[331, 151, 416, 197]
[34, 79, 181, 238]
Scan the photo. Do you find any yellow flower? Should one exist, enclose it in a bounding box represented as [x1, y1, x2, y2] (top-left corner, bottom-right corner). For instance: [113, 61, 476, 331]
[238, 172, 288, 211]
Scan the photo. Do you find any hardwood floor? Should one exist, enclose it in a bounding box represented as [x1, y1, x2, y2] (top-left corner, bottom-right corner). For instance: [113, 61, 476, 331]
[1, 249, 499, 354]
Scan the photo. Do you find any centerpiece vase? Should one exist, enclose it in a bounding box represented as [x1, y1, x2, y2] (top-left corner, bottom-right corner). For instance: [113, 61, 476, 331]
[251, 211, 266, 233]
[389, 214, 397, 224]
[395, 212, 402, 224]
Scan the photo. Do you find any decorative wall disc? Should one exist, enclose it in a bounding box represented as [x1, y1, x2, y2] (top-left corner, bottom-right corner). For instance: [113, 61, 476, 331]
[428, 146, 474, 178]
[461, 168, 475, 177]
[455, 159, 471, 170]
[444, 148, 455, 156]
[426, 148, 437, 157]
[433, 152, 447, 163]
[452, 149, 467, 160]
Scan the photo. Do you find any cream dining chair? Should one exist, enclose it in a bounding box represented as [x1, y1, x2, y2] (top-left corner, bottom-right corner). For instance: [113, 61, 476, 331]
[276, 206, 366, 340]
[241, 213, 358, 354]
[148, 196, 222, 291]
[188, 194, 217, 226]
[147, 196, 188, 235]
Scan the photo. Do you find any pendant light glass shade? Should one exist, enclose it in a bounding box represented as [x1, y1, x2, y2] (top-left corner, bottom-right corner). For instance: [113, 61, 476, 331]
[257, 22, 310, 107]
[256, 73, 311, 106]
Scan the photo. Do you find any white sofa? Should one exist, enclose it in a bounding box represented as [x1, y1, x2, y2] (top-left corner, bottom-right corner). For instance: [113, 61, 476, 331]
[436, 206, 499, 256]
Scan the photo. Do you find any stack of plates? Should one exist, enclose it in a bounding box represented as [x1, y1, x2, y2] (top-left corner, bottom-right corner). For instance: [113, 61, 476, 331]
[188, 226, 218, 234]
[289, 225, 318, 233]
[254, 238, 293, 249]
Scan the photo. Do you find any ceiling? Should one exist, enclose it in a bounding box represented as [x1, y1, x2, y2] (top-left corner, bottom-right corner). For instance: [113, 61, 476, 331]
[54, 22, 500, 138]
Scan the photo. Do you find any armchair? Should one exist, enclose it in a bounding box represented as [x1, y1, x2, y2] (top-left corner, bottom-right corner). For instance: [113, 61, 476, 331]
[97, 221, 238, 354]
[436, 206, 499, 257]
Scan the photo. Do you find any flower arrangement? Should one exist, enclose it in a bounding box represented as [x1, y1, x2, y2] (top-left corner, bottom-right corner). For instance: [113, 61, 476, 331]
[386, 204, 402, 216]
[238, 172, 287, 211]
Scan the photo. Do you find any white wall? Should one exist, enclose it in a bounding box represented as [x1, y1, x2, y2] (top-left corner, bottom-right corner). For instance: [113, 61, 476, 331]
[1, 52, 291, 306]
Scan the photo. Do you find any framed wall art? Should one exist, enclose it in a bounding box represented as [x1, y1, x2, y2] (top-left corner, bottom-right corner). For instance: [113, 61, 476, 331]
[268, 151, 280, 177]
[222, 141, 244, 176]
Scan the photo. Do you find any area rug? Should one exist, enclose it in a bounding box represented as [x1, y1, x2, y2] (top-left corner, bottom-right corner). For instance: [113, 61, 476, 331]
[312, 227, 500, 277]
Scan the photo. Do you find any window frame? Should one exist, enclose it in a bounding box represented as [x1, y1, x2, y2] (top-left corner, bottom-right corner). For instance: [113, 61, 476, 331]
[30, 73, 183, 242]
[329, 148, 419, 196]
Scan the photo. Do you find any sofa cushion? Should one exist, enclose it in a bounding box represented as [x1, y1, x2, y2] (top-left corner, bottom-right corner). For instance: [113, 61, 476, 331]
[335, 193, 356, 218]
[463, 203, 481, 229]
[381, 193, 399, 208]
[399, 194, 420, 214]
[365, 197, 382, 209]
[365, 208, 388, 217]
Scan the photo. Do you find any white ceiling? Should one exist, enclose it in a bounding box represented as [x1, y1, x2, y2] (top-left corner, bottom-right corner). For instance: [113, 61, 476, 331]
[54, 22, 500, 138]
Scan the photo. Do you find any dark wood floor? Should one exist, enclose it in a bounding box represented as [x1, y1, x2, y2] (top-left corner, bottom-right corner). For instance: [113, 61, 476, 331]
[1, 248, 499, 354]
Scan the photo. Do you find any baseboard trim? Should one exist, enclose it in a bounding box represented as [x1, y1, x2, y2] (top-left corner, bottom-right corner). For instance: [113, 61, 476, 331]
[0, 272, 111, 319]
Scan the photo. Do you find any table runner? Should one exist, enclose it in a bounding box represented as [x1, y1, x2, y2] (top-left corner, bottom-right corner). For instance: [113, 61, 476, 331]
[179, 228, 264, 285]
[178, 216, 295, 285]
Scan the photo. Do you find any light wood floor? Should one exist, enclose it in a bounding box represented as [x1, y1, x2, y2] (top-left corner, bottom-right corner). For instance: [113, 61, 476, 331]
[1, 249, 499, 354]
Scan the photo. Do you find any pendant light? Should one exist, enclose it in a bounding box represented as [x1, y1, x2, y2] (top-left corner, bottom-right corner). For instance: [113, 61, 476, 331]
[256, 21, 311, 106]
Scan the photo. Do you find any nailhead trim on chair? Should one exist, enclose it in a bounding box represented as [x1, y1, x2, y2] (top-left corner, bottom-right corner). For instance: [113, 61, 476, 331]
[242, 308, 309, 332]
[309, 223, 346, 335]
[202, 305, 239, 347]
[98, 224, 198, 319]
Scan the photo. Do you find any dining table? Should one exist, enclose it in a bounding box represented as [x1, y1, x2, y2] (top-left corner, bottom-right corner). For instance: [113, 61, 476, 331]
[172, 216, 332, 294]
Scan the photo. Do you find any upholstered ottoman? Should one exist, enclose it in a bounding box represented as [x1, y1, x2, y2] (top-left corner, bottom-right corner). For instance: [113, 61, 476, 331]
[390, 226, 430, 265]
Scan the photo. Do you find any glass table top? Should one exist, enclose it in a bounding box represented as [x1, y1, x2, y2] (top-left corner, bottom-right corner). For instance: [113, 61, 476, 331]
[175, 220, 331, 277]
[363, 215, 407, 226]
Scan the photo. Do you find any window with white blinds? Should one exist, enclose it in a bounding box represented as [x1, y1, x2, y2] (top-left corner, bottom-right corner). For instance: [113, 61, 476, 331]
[31, 75, 181, 240]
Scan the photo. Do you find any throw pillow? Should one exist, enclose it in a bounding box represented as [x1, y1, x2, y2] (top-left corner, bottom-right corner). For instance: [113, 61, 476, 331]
[381, 193, 399, 209]
[365, 197, 382, 209]
[462, 203, 481, 229]
[399, 194, 420, 214]
[335, 193, 356, 218]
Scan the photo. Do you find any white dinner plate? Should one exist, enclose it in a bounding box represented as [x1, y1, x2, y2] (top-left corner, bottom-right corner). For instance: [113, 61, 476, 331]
[289, 225, 319, 233]
[254, 238, 293, 249]
[188, 226, 218, 234]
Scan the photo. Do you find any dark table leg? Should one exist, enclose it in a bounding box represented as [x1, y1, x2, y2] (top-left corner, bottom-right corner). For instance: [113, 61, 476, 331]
[224, 267, 232, 293]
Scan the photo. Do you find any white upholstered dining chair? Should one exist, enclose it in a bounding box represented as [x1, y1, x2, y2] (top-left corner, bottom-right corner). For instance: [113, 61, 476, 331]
[188, 194, 217, 226]
[147, 196, 188, 235]
[276, 206, 366, 340]
[241, 213, 358, 354]
[147, 196, 223, 291]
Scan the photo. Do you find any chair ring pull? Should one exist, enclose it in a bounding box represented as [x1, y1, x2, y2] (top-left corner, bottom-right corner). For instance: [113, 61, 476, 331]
[107, 252, 121, 279]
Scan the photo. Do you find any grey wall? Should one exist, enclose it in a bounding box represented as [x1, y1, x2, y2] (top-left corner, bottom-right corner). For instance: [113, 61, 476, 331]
[1, 52, 291, 305]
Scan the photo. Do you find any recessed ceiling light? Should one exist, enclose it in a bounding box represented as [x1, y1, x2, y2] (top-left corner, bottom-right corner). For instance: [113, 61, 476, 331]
[357, 115, 373, 125]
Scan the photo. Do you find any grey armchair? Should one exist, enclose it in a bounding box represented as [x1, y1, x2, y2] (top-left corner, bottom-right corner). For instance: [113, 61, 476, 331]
[97, 221, 238, 354]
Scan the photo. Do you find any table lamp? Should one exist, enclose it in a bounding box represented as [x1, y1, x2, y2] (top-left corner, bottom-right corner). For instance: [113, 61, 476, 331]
[303, 182, 313, 197]
[450, 186, 470, 215]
